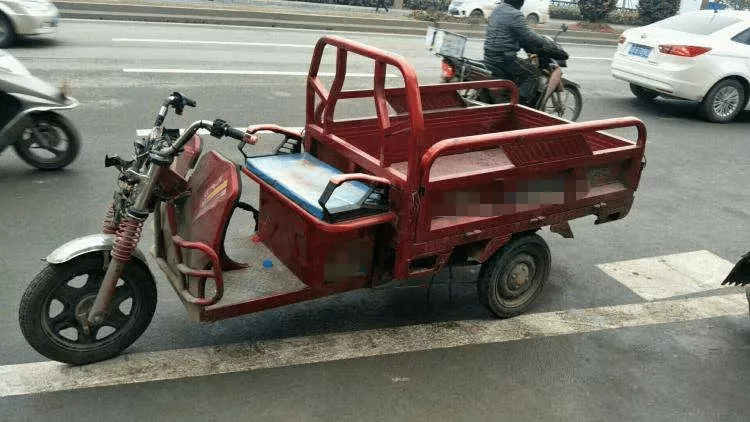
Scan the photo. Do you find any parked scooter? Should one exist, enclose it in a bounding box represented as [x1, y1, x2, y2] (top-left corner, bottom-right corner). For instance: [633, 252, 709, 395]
[0, 49, 80, 170]
[722, 252, 750, 314]
[428, 24, 583, 122]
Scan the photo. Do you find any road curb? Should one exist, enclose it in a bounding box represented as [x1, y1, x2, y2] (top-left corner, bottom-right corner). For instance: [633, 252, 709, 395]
[55, 1, 620, 46]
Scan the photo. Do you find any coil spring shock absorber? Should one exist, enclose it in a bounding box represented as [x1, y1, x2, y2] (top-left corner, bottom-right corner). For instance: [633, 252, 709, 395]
[102, 203, 117, 235]
[87, 214, 145, 325]
[111, 216, 144, 262]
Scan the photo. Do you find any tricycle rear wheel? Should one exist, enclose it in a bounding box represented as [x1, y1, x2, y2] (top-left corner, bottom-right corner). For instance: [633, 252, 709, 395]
[477, 233, 550, 318]
[18, 252, 157, 365]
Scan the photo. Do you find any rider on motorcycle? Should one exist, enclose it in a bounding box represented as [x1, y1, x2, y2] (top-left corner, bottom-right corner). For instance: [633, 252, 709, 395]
[483, 0, 548, 103]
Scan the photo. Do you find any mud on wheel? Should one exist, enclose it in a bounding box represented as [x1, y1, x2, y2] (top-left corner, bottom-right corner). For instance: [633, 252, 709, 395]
[19, 252, 157, 365]
[478, 233, 551, 318]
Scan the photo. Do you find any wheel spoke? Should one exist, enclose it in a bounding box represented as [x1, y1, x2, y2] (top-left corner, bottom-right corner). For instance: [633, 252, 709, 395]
[53, 285, 83, 309]
[104, 310, 130, 330]
[76, 326, 95, 344]
[112, 284, 133, 307]
[49, 311, 77, 333]
[82, 272, 104, 294]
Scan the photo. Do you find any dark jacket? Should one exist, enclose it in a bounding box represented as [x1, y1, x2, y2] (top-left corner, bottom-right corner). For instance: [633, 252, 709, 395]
[484, 3, 546, 61]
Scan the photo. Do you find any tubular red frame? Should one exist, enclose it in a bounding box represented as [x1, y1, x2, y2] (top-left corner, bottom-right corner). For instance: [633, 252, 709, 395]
[305, 35, 521, 194]
[420, 116, 647, 188]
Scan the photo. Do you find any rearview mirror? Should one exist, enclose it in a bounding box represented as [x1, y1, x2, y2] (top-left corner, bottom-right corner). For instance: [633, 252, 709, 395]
[561, 24, 568, 32]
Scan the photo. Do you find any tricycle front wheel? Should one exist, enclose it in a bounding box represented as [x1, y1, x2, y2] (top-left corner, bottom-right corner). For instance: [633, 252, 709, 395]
[18, 252, 157, 365]
[478, 233, 550, 318]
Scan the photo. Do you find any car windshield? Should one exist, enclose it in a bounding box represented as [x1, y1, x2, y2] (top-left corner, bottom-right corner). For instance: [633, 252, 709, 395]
[651, 12, 742, 35]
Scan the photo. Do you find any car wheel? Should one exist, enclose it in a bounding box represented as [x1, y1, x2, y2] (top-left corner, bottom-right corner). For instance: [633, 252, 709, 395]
[700, 79, 746, 123]
[629, 83, 659, 101]
[526, 13, 540, 25]
[0, 13, 16, 48]
[469, 9, 484, 21]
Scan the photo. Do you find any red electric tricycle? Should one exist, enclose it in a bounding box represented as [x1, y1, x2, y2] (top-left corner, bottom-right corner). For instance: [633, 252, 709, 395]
[18, 36, 647, 365]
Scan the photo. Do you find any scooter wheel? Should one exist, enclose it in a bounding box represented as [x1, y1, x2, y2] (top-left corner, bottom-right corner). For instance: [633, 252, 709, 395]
[18, 252, 157, 365]
[0, 13, 15, 49]
[13, 112, 81, 170]
[477, 233, 551, 318]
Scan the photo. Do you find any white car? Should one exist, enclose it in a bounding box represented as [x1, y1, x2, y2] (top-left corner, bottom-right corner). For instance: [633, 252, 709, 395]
[447, 0, 550, 25]
[611, 9, 750, 123]
[0, 0, 59, 48]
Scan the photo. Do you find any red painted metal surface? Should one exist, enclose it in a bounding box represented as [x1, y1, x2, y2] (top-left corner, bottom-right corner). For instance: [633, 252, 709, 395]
[243, 124, 303, 145]
[149, 36, 648, 322]
[156, 151, 241, 306]
[171, 234, 225, 306]
[170, 134, 202, 179]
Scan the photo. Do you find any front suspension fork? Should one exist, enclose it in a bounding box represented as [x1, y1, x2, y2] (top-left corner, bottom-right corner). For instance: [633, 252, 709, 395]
[87, 165, 160, 325]
[87, 214, 145, 325]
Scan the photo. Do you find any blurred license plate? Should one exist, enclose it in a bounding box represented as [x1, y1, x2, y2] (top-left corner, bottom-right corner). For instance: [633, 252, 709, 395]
[629, 44, 652, 59]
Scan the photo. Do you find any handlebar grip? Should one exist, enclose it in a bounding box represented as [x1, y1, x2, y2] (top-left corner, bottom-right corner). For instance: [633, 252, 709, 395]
[225, 127, 246, 141]
[184, 97, 197, 107]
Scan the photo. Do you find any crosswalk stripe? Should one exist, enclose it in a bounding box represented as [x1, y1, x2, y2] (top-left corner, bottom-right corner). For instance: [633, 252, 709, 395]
[0, 292, 745, 398]
[597, 250, 735, 301]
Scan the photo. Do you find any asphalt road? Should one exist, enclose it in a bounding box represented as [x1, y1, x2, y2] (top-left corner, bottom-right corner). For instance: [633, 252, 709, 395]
[0, 19, 749, 421]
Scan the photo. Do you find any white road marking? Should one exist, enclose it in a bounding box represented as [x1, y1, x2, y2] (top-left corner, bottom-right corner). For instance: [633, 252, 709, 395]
[0, 293, 745, 398]
[67, 18, 618, 46]
[112, 38, 313, 48]
[122, 68, 397, 77]
[63, 18, 436, 38]
[571, 56, 612, 61]
[110, 39, 614, 61]
[597, 250, 736, 301]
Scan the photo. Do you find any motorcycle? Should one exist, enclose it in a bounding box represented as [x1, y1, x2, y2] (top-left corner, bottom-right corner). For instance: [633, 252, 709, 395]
[722, 252, 750, 314]
[428, 24, 583, 122]
[0, 49, 80, 170]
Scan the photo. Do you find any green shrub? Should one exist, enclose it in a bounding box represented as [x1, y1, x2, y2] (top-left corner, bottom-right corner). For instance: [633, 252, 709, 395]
[637, 0, 680, 24]
[577, 0, 618, 22]
[607, 9, 641, 26]
[404, 0, 450, 11]
[549, 5, 583, 21]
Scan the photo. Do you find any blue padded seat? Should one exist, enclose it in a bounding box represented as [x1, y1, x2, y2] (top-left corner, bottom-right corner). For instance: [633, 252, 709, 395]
[245, 153, 375, 221]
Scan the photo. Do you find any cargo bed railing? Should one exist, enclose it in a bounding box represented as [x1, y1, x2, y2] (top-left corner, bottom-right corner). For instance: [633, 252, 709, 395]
[305, 36, 522, 193]
[420, 117, 647, 191]
[306, 35, 424, 191]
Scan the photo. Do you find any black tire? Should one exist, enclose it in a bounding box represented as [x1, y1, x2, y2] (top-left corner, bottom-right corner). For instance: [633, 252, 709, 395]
[13, 112, 81, 170]
[526, 13, 540, 25]
[478, 233, 551, 318]
[19, 252, 157, 365]
[629, 83, 659, 101]
[469, 9, 484, 20]
[542, 82, 582, 122]
[0, 13, 16, 49]
[700, 78, 746, 123]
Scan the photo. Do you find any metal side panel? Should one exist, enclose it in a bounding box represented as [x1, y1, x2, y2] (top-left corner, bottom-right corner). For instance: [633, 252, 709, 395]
[205, 209, 308, 311]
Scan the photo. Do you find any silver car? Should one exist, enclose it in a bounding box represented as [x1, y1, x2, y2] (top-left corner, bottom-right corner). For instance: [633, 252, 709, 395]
[0, 0, 60, 48]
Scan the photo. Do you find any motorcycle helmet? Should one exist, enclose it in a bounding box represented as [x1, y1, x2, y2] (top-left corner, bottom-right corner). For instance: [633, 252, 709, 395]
[504, 0, 525, 9]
